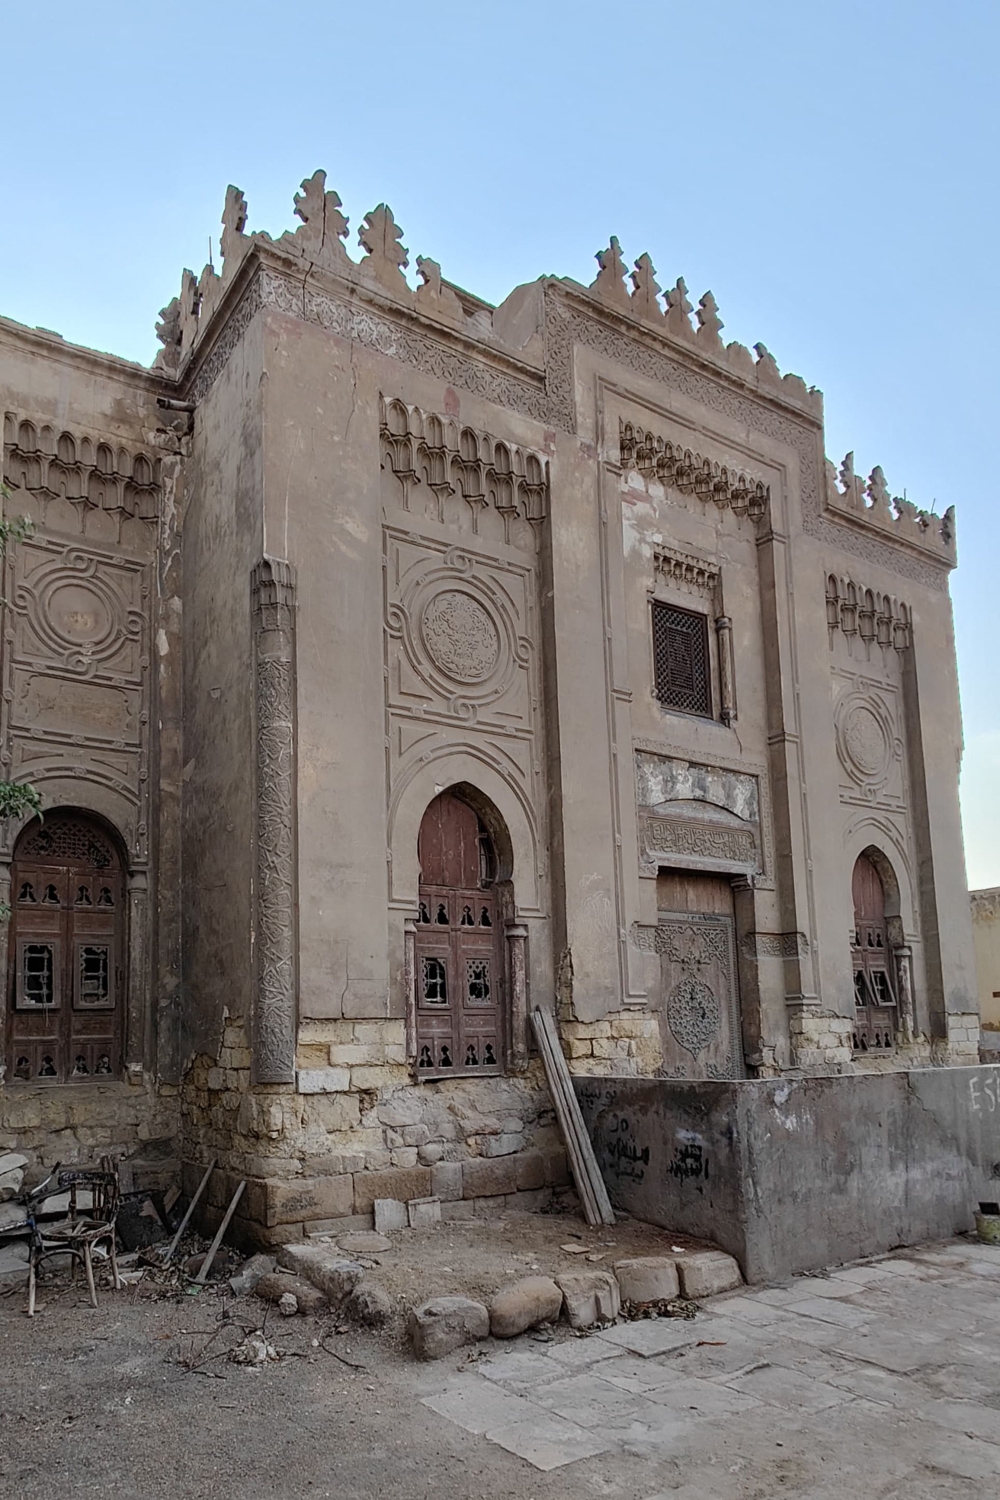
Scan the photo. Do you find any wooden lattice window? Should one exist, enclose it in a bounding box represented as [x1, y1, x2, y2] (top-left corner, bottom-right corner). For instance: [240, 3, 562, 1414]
[651, 601, 711, 716]
[6, 812, 124, 1084]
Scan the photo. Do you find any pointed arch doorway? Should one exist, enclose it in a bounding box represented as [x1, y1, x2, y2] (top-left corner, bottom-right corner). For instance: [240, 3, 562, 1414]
[850, 851, 898, 1052]
[413, 790, 508, 1078]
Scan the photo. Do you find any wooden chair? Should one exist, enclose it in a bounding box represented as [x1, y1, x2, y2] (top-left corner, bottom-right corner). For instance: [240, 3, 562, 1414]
[28, 1164, 121, 1316]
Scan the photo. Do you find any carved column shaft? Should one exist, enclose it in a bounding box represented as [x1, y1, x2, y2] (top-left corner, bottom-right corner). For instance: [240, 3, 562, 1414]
[126, 869, 149, 1075]
[251, 558, 298, 1086]
[403, 918, 417, 1067]
[506, 921, 529, 1071]
[0, 859, 10, 1081]
[894, 944, 914, 1043]
[715, 615, 737, 726]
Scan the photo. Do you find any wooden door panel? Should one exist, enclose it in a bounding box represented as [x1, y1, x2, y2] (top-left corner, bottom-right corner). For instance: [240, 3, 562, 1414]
[6, 816, 124, 1084]
[655, 873, 744, 1080]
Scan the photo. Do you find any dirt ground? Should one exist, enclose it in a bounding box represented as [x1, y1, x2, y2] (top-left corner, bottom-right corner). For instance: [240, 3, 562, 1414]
[6, 1213, 999, 1499]
[0, 1210, 703, 1500]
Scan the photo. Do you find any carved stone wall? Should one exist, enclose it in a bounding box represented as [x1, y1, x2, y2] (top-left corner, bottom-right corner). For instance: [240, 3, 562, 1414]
[251, 558, 298, 1085]
[634, 747, 770, 884]
[381, 401, 549, 907]
[3, 539, 149, 845]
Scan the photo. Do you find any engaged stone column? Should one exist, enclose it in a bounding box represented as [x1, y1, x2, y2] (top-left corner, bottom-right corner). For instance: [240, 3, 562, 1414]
[251, 558, 297, 1085]
[403, 917, 418, 1066]
[715, 614, 737, 726]
[126, 869, 149, 1075]
[894, 945, 914, 1043]
[506, 921, 529, 1071]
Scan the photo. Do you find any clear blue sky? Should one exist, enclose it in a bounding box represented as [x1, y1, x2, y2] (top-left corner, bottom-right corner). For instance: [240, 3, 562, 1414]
[4, 1, 998, 884]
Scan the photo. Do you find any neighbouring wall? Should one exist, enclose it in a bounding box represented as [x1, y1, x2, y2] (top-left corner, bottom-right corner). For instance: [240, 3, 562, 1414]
[575, 1068, 1000, 1282]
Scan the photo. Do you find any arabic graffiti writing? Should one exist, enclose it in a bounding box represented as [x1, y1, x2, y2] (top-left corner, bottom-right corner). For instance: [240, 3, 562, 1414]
[595, 1112, 651, 1184]
[669, 1137, 709, 1182]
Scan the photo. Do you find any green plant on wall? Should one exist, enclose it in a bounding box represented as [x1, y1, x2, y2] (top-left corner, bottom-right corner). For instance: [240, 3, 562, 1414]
[0, 485, 42, 915]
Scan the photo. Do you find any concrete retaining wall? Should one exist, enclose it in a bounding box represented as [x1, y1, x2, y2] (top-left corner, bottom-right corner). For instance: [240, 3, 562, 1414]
[574, 1067, 1000, 1283]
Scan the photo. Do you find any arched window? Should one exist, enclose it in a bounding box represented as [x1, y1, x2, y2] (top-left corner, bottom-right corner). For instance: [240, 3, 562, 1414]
[850, 853, 897, 1052]
[6, 811, 125, 1084]
[413, 791, 505, 1077]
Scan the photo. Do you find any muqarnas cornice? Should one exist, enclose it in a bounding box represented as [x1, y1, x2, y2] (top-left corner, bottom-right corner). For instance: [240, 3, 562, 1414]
[379, 396, 549, 535]
[619, 419, 770, 520]
[824, 453, 954, 568]
[3, 415, 161, 521]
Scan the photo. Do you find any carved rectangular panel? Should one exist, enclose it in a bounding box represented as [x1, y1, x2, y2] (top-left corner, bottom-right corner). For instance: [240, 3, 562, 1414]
[634, 748, 768, 881]
[655, 906, 744, 1081]
[1, 535, 151, 859]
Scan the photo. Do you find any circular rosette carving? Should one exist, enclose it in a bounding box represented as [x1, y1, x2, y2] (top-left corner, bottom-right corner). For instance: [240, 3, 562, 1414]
[420, 590, 500, 683]
[667, 975, 721, 1056]
[835, 692, 893, 787]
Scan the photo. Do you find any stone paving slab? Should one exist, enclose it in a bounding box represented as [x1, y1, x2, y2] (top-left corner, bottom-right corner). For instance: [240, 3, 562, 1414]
[422, 1237, 1000, 1480]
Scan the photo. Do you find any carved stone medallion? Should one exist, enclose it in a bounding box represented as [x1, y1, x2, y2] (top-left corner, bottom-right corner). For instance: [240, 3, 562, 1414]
[667, 975, 721, 1056]
[836, 693, 893, 787]
[420, 590, 500, 683]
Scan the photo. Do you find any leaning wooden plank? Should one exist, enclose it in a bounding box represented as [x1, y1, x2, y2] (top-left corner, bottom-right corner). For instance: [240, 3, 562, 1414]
[194, 1180, 246, 1284]
[534, 1013, 600, 1225]
[535, 1009, 609, 1226]
[531, 1008, 615, 1226]
[161, 1159, 215, 1264]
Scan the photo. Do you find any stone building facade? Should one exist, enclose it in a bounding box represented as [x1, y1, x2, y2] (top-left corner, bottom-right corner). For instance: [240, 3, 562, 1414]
[0, 171, 979, 1243]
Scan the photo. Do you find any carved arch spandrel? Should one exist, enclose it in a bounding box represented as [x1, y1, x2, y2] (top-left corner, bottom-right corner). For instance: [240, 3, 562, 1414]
[388, 750, 541, 914]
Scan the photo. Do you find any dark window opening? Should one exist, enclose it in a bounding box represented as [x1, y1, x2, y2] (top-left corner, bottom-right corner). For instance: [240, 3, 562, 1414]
[652, 602, 712, 716]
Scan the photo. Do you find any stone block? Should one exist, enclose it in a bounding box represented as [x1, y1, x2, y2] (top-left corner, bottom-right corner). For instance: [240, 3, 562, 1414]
[614, 1256, 680, 1304]
[206, 1068, 225, 1091]
[462, 1157, 518, 1198]
[354, 1166, 432, 1215]
[440, 1200, 475, 1221]
[556, 1271, 621, 1329]
[327, 1044, 373, 1066]
[276, 1243, 363, 1304]
[374, 1198, 408, 1234]
[480, 1133, 524, 1158]
[402, 1124, 429, 1147]
[297, 1068, 351, 1094]
[473, 1194, 508, 1218]
[418, 1144, 444, 1166]
[350, 1065, 410, 1091]
[542, 1148, 570, 1187]
[431, 1161, 463, 1202]
[408, 1296, 489, 1360]
[675, 1250, 742, 1299]
[264, 1174, 354, 1227]
[344, 1281, 394, 1328]
[391, 1148, 419, 1168]
[505, 1189, 551, 1213]
[306, 1213, 374, 1237]
[228, 1252, 275, 1295]
[254, 1272, 327, 1315]
[408, 1196, 441, 1228]
[514, 1152, 546, 1192]
[489, 1276, 563, 1338]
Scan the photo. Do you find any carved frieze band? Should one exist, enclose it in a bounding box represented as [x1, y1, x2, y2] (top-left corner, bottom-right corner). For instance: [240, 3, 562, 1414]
[741, 931, 810, 959]
[380, 396, 549, 532]
[3, 413, 161, 521]
[251, 556, 298, 1085]
[179, 263, 946, 591]
[621, 421, 770, 520]
[825, 573, 911, 650]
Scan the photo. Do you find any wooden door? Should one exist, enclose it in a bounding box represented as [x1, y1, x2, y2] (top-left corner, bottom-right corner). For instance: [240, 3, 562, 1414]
[656, 870, 744, 1079]
[414, 792, 504, 1077]
[6, 814, 124, 1084]
[850, 854, 896, 1051]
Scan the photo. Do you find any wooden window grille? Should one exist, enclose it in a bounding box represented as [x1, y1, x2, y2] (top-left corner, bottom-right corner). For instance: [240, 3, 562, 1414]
[651, 602, 712, 716]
